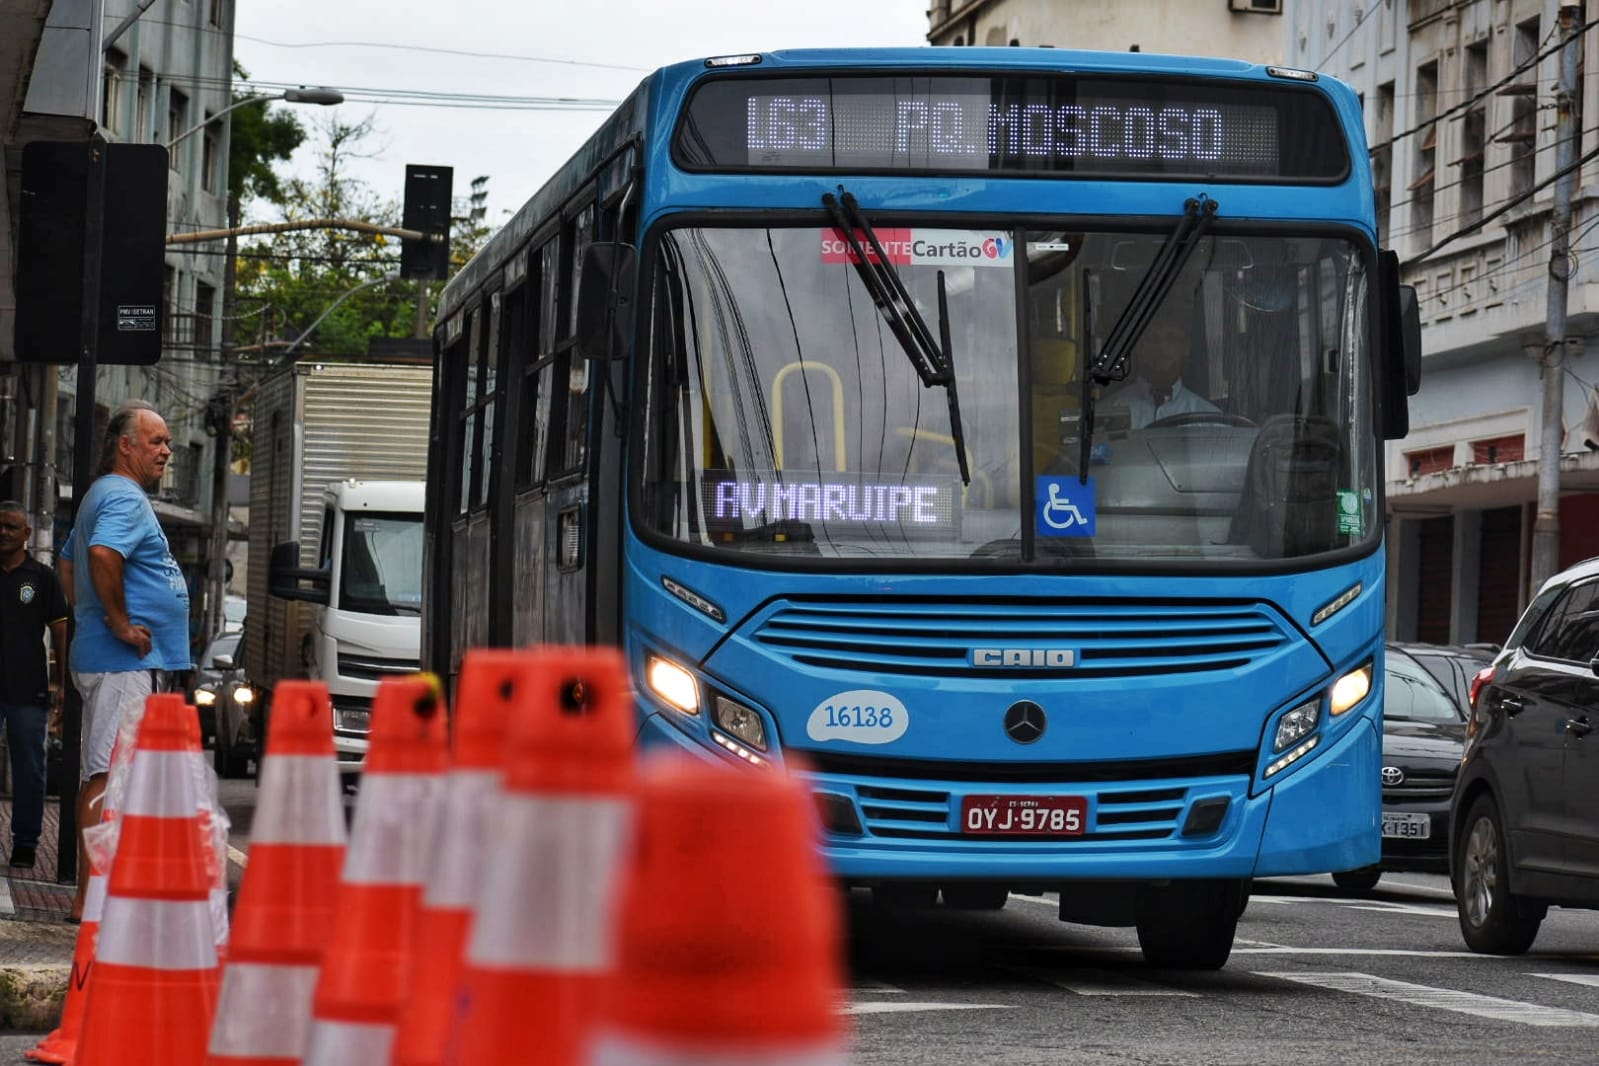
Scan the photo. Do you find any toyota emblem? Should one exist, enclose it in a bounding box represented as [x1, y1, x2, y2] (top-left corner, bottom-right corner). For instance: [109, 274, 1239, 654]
[1004, 701, 1047, 744]
[1380, 766, 1404, 786]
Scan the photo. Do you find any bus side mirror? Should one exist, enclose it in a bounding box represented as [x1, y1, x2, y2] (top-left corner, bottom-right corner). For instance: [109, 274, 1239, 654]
[575, 242, 637, 361]
[1378, 251, 1417, 440]
[268, 540, 330, 605]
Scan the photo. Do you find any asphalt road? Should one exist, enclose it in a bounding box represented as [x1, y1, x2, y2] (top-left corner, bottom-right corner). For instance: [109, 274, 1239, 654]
[9, 780, 1596, 1064]
[845, 873, 1599, 1065]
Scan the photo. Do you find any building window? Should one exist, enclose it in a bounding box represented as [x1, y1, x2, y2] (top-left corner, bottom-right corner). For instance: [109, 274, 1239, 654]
[208, 0, 223, 27]
[1508, 18, 1541, 199]
[1471, 434, 1524, 464]
[167, 89, 189, 162]
[1459, 41, 1488, 229]
[1405, 445, 1454, 477]
[201, 121, 221, 192]
[162, 266, 176, 338]
[195, 281, 216, 356]
[102, 50, 126, 133]
[137, 68, 154, 142]
[1409, 61, 1438, 245]
[1373, 82, 1395, 246]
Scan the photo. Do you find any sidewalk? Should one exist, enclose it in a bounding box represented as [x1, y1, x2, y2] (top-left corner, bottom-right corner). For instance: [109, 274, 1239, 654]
[0, 794, 75, 1033]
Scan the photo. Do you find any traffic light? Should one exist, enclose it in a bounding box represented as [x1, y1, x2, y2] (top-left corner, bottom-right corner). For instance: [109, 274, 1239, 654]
[15, 138, 167, 365]
[400, 164, 453, 281]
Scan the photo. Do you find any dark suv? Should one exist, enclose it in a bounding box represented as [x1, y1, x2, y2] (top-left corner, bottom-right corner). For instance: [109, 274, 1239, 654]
[1451, 555, 1599, 955]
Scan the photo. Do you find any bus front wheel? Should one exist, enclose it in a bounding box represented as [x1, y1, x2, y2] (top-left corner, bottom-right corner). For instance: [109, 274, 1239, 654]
[1135, 879, 1246, 970]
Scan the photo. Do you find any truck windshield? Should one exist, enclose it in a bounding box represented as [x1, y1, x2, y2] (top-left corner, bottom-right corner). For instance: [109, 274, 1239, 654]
[340, 513, 424, 615]
[639, 224, 1378, 567]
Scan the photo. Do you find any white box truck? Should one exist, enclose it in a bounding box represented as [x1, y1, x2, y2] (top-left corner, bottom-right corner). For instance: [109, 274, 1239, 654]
[234, 359, 432, 777]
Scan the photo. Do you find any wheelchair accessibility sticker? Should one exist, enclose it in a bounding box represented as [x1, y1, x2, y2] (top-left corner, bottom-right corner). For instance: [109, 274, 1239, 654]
[1037, 476, 1096, 537]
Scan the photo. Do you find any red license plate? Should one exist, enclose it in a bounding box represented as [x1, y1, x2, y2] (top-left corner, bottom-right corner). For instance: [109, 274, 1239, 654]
[961, 795, 1087, 836]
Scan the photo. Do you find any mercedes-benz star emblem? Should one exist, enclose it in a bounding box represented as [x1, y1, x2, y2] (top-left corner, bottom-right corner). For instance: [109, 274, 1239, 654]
[1380, 766, 1404, 786]
[1004, 701, 1047, 744]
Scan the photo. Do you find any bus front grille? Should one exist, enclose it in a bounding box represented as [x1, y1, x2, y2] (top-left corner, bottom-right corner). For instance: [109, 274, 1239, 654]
[752, 597, 1288, 679]
[853, 782, 1189, 841]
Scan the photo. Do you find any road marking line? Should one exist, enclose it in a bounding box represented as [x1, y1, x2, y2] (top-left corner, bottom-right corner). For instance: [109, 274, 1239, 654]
[851, 979, 906, 994]
[1044, 969, 1197, 997]
[1532, 974, 1599, 989]
[845, 1002, 1013, 1016]
[1344, 902, 1456, 919]
[1256, 971, 1599, 1026]
[0, 876, 14, 918]
[1038, 945, 1485, 958]
[227, 844, 248, 869]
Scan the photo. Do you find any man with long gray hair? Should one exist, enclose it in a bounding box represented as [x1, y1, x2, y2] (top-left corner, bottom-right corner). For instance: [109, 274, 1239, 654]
[57, 400, 191, 918]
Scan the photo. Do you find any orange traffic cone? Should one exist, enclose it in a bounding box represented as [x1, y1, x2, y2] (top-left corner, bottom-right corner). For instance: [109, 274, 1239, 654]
[206, 681, 349, 1065]
[74, 693, 223, 1066]
[448, 645, 636, 1066]
[22, 733, 132, 1066]
[302, 674, 448, 1065]
[392, 650, 521, 1066]
[587, 757, 847, 1066]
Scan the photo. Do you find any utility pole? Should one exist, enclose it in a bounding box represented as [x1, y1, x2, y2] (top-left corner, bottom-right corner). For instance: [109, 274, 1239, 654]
[1530, 4, 1583, 597]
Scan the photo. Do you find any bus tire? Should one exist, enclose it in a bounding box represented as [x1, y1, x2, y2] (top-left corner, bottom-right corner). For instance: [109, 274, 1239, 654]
[1455, 794, 1544, 956]
[1135, 879, 1243, 970]
[1332, 866, 1383, 893]
[941, 884, 1009, 910]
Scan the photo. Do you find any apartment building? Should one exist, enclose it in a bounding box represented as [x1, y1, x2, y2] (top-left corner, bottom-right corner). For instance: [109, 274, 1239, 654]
[3, 0, 237, 651]
[928, 0, 1288, 62]
[1293, 0, 1599, 644]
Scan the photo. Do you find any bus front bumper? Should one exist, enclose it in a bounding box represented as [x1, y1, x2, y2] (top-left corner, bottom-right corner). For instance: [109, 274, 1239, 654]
[640, 710, 1380, 882]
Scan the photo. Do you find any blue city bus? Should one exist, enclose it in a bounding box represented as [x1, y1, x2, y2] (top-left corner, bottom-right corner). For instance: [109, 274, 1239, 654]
[425, 47, 1420, 969]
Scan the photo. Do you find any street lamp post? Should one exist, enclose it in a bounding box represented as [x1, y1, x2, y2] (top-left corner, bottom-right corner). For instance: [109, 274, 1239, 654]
[197, 85, 342, 647]
[167, 87, 344, 149]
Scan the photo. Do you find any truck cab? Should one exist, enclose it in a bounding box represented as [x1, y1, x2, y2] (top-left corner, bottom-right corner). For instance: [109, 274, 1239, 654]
[269, 479, 424, 773]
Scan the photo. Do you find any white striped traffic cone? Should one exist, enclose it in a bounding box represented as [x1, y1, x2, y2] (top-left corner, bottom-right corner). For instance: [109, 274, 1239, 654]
[74, 693, 222, 1066]
[392, 650, 520, 1066]
[447, 645, 636, 1066]
[302, 674, 448, 1065]
[206, 681, 349, 1065]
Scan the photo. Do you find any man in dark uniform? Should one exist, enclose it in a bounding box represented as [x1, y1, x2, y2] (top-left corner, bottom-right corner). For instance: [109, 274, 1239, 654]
[0, 501, 69, 869]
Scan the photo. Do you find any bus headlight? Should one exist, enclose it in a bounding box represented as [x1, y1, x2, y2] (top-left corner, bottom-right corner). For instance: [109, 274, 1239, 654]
[194, 688, 217, 707]
[646, 655, 699, 714]
[233, 685, 256, 705]
[1329, 661, 1374, 715]
[1273, 700, 1319, 752]
[713, 695, 767, 752]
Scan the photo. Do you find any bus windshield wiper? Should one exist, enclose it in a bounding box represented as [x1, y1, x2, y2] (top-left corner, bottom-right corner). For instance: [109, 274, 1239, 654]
[1076, 195, 1219, 483]
[823, 189, 970, 486]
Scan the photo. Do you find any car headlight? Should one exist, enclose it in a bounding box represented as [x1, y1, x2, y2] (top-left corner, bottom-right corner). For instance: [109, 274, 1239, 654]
[712, 695, 767, 752]
[233, 685, 256, 705]
[193, 688, 217, 707]
[645, 654, 699, 714]
[1273, 699, 1319, 752]
[1329, 661, 1374, 715]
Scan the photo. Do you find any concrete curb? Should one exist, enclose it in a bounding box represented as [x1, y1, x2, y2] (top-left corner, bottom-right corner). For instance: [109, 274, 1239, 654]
[0, 964, 67, 1032]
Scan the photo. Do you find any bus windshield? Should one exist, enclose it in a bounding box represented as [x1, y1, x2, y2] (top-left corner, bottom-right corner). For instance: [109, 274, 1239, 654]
[639, 223, 1378, 566]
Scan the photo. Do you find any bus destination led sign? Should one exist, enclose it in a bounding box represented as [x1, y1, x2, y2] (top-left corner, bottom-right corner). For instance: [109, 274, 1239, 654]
[676, 75, 1348, 181]
[701, 472, 960, 540]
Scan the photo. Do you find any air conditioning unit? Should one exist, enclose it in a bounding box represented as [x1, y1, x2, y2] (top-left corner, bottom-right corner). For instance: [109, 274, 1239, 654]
[1230, 0, 1284, 13]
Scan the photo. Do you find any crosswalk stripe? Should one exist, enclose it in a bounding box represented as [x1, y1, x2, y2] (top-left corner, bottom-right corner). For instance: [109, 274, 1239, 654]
[1256, 971, 1599, 1026]
[845, 1002, 1013, 1016]
[1532, 973, 1599, 989]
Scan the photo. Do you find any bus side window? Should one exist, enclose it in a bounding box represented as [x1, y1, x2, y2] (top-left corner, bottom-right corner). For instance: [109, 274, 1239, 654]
[555, 203, 597, 476]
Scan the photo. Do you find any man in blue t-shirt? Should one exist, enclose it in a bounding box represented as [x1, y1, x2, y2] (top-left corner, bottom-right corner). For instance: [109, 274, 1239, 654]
[59, 400, 191, 919]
